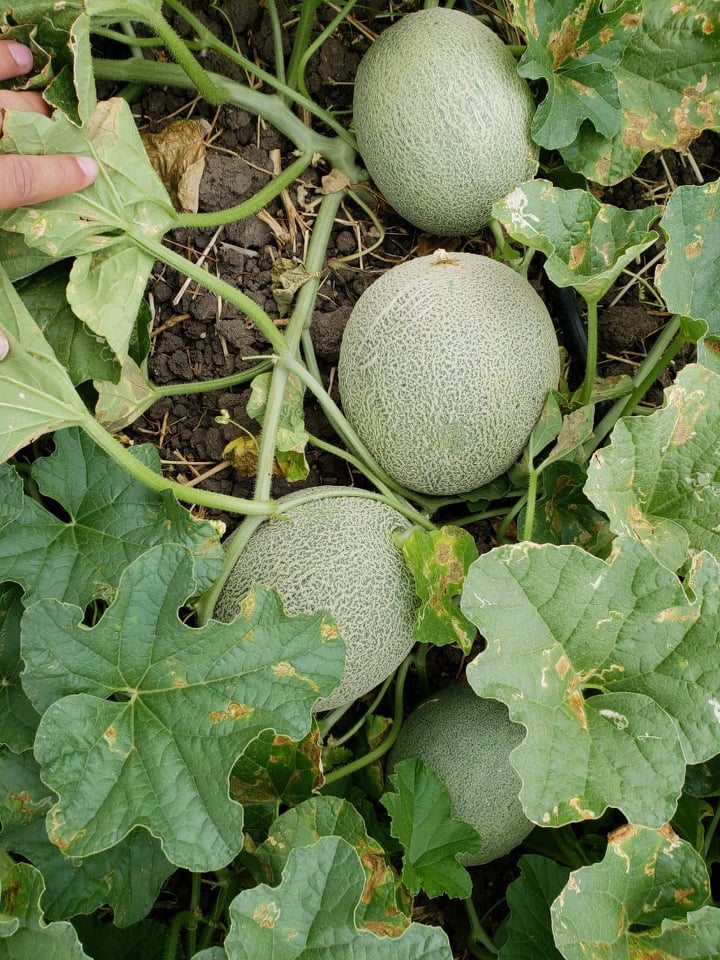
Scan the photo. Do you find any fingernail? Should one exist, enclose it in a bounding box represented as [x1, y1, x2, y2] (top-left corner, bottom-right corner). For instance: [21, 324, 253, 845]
[75, 156, 99, 180]
[7, 42, 34, 72]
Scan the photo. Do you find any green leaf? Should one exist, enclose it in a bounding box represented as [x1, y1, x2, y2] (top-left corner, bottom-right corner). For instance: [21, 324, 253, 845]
[230, 725, 323, 807]
[560, 2, 720, 184]
[247, 372, 309, 482]
[399, 525, 478, 653]
[527, 392, 564, 462]
[198, 836, 452, 960]
[521, 459, 612, 553]
[462, 535, 720, 828]
[551, 824, 719, 959]
[15, 263, 118, 386]
[21, 544, 344, 871]
[253, 795, 411, 937]
[0, 265, 89, 462]
[493, 179, 660, 301]
[0, 860, 91, 957]
[0, 98, 177, 362]
[513, 0, 641, 149]
[0, 749, 173, 927]
[499, 855, 569, 960]
[585, 364, 720, 572]
[656, 180, 720, 373]
[0, 427, 223, 606]
[0, 586, 39, 753]
[381, 758, 481, 899]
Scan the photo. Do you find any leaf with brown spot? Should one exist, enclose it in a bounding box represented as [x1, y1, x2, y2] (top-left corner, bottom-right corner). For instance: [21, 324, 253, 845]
[463, 532, 720, 828]
[399, 525, 478, 653]
[20, 544, 343, 871]
[513, 0, 642, 150]
[551, 825, 720, 959]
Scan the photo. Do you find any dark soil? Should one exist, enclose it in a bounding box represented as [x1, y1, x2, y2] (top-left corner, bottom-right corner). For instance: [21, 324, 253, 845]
[100, 5, 719, 953]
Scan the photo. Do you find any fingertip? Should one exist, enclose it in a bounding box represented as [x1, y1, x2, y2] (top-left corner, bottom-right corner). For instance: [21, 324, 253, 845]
[6, 42, 34, 74]
[74, 155, 99, 182]
[0, 330, 9, 362]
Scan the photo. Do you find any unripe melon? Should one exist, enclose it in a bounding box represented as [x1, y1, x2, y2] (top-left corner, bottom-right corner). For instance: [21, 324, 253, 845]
[212, 490, 418, 711]
[338, 250, 560, 496]
[388, 684, 532, 866]
[353, 7, 538, 236]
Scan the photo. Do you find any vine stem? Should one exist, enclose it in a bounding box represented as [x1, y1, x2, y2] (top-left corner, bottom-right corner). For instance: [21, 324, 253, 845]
[464, 896, 499, 958]
[79, 414, 277, 517]
[92, 59, 363, 179]
[323, 654, 412, 784]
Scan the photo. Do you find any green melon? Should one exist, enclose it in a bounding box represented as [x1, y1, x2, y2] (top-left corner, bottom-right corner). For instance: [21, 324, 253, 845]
[212, 489, 418, 711]
[337, 250, 560, 496]
[388, 684, 532, 866]
[352, 7, 538, 236]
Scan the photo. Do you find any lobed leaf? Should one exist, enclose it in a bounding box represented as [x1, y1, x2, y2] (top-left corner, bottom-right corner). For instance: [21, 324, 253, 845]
[0, 749, 173, 927]
[551, 824, 719, 959]
[493, 179, 660, 301]
[0, 426, 224, 607]
[463, 535, 720, 828]
[0, 586, 39, 753]
[195, 836, 452, 960]
[21, 544, 344, 871]
[381, 758, 482, 900]
[585, 364, 720, 571]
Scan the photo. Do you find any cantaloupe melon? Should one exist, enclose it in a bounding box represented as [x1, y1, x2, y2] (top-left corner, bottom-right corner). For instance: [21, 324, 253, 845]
[338, 250, 560, 496]
[387, 684, 532, 866]
[352, 7, 538, 236]
[212, 489, 418, 711]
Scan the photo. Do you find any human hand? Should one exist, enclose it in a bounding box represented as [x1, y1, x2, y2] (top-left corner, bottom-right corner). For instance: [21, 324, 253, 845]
[0, 40, 98, 210]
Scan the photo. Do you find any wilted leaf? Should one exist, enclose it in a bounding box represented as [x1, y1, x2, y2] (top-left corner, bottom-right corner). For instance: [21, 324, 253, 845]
[247, 371, 309, 481]
[585, 364, 720, 571]
[0, 427, 224, 606]
[463, 535, 720, 828]
[271, 257, 313, 318]
[142, 118, 211, 214]
[21, 545, 345, 871]
[494, 180, 660, 301]
[551, 824, 719, 959]
[194, 836, 452, 960]
[381, 759, 482, 899]
[399, 525, 478, 653]
[254, 795, 411, 937]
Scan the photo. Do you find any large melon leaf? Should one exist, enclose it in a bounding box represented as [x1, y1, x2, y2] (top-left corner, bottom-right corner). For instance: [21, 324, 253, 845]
[462, 536, 720, 828]
[499, 855, 569, 960]
[20, 544, 344, 872]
